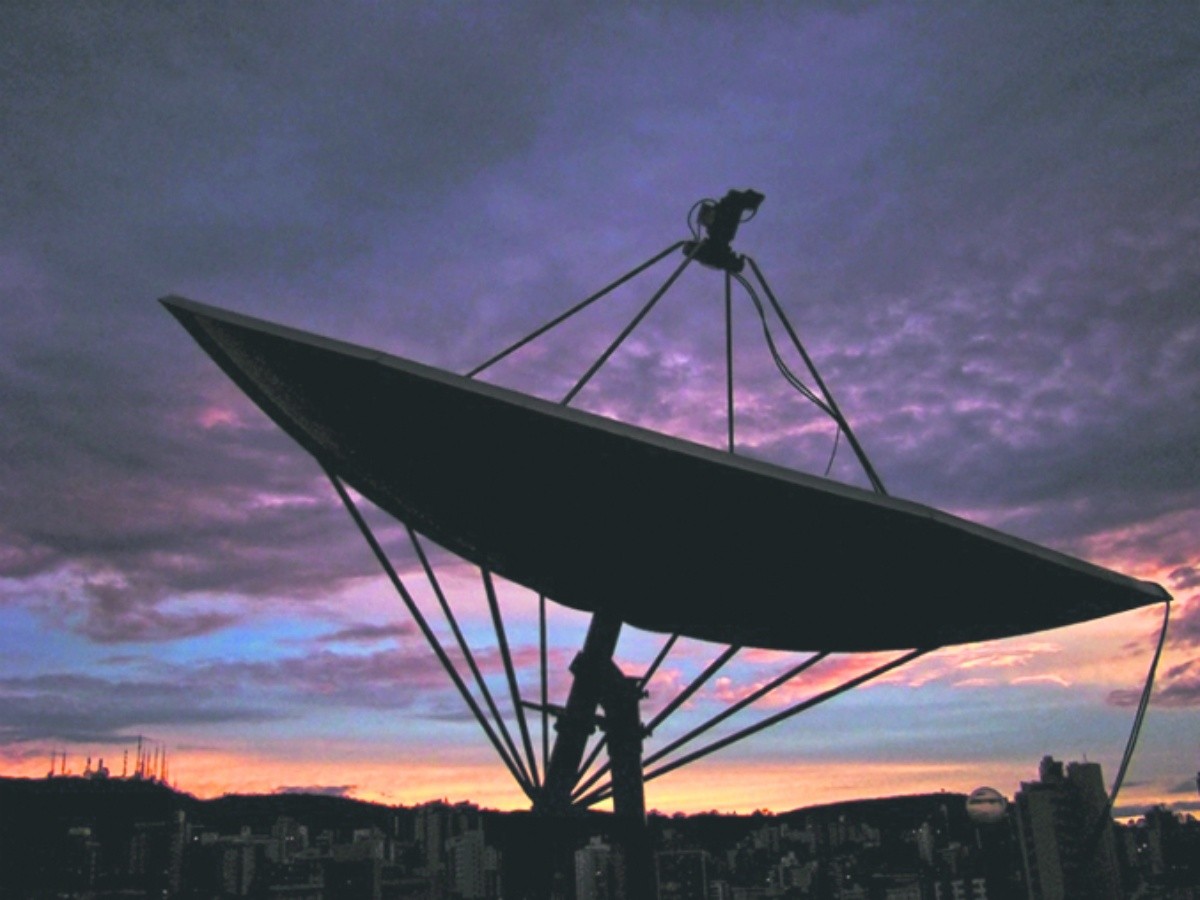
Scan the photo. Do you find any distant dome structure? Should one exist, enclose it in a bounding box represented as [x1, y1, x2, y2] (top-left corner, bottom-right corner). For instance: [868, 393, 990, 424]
[966, 786, 1008, 825]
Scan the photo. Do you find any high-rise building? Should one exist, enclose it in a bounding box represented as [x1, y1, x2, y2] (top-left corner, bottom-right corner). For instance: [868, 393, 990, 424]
[269, 815, 308, 863]
[575, 836, 626, 900]
[447, 828, 501, 899]
[1013, 756, 1122, 899]
[656, 848, 710, 899]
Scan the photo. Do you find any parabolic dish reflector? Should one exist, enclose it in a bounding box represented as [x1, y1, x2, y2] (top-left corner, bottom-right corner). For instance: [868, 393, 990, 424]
[163, 296, 1167, 652]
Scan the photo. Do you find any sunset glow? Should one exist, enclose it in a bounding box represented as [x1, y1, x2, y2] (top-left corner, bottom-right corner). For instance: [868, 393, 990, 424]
[1, 3, 1197, 823]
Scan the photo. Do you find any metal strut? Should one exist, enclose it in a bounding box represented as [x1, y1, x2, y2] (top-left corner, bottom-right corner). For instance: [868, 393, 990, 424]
[466, 241, 686, 379]
[561, 244, 701, 405]
[324, 470, 537, 801]
[405, 527, 535, 789]
[539, 594, 549, 775]
[576, 649, 932, 809]
[482, 568, 541, 788]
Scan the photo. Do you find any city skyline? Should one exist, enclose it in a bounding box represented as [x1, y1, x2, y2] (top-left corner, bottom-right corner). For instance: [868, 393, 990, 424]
[3, 753, 1197, 899]
[2, 4, 1198, 816]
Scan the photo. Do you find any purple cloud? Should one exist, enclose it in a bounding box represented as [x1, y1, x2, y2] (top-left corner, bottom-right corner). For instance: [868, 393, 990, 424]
[316, 623, 415, 644]
[1168, 779, 1199, 796]
[1167, 597, 1200, 649]
[1109, 658, 1200, 709]
[0, 672, 277, 743]
[1169, 567, 1200, 592]
[73, 580, 239, 644]
[0, 2, 1197, 810]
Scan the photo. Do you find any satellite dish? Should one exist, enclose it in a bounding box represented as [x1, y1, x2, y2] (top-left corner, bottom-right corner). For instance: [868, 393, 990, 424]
[966, 786, 1008, 825]
[162, 193, 1170, 899]
[161, 295, 1164, 653]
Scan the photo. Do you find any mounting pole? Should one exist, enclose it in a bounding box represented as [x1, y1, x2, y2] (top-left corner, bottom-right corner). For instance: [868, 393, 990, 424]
[537, 610, 653, 898]
[539, 612, 626, 813]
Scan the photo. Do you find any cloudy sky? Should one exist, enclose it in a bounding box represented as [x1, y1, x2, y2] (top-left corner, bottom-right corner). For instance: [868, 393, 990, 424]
[2, 3, 1197, 816]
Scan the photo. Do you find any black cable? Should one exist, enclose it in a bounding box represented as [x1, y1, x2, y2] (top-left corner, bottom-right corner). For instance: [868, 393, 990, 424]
[824, 426, 841, 477]
[733, 272, 831, 413]
[732, 271, 848, 480]
[687, 198, 714, 240]
[744, 257, 888, 495]
[725, 271, 736, 454]
[1082, 598, 1171, 854]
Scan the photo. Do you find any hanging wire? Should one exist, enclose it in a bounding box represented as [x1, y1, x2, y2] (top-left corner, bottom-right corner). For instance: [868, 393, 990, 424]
[744, 256, 888, 494]
[824, 426, 842, 477]
[732, 270, 852, 481]
[687, 198, 715, 240]
[1081, 598, 1172, 853]
[725, 270, 736, 454]
[732, 272, 832, 413]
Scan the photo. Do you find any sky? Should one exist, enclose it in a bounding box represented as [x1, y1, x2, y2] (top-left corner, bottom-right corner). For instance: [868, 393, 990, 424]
[1, 2, 1198, 817]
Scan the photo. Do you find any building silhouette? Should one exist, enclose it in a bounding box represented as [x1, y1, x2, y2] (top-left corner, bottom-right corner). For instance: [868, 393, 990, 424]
[5, 759, 1199, 898]
[447, 827, 501, 898]
[654, 848, 710, 899]
[1014, 756, 1122, 899]
[575, 835, 626, 900]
